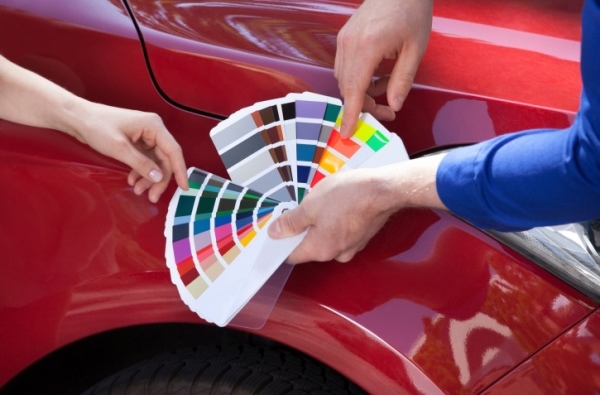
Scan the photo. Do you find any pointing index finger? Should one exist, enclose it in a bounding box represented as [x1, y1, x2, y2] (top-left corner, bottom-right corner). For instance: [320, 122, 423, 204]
[340, 92, 363, 139]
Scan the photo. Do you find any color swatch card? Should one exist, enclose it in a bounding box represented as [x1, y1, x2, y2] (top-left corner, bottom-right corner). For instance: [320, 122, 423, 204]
[165, 92, 409, 327]
[165, 168, 306, 327]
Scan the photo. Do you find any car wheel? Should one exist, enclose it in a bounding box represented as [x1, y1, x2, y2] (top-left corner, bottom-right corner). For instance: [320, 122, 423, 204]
[82, 344, 366, 394]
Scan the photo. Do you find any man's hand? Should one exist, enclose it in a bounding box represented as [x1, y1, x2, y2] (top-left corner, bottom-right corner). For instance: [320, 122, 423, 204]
[268, 155, 447, 264]
[335, 0, 433, 137]
[269, 169, 395, 263]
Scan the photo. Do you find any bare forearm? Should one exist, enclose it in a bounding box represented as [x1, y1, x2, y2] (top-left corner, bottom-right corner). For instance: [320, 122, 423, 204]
[0, 55, 189, 201]
[370, 153, 448, 213]
[0, 55, 89, 139]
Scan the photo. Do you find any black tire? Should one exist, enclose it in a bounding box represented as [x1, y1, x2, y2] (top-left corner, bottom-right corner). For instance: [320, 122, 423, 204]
[81, 344, 367, 395]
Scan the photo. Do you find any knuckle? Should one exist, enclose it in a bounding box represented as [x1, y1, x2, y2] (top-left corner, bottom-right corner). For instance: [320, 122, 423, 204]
[337, 28, 352, 46]
[280, 212, 301, 234]
[145, 112, 163, 125]
[169, 142, 183, 156]
[360, 30, 380, 47]
[314, 246, 338, 262]
[112, 137, 132, 155]
[336, 255, 353, 263]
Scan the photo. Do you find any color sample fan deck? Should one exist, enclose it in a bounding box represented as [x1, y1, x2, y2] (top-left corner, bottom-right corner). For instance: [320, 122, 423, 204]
[165, 167, 305, 327]
[165, 92, 409, 327]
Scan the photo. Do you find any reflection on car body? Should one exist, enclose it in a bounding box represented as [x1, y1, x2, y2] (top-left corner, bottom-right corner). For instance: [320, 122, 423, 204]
[0, 0, 598, 393]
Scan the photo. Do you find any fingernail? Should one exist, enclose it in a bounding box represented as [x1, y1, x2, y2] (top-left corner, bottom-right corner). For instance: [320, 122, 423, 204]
[149, 169, 163, 183]
[340, 123, 349, 139]
[392, 97, 403, 111]
[269, 220, 281, 238]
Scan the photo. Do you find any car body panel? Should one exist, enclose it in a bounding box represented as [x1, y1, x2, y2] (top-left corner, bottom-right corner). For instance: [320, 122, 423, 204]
[482, 309, 600, 394]
[127, 0, 582, 117]
[125, 0, 581, 158]
[275, 210, 596, 393]
[0, 0, 226, 174]
[0, 0, 597, 393]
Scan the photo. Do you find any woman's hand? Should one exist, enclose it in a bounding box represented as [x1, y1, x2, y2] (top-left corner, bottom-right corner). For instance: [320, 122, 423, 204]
[74, 103, 189, 203]
[0, 55, 188, 202]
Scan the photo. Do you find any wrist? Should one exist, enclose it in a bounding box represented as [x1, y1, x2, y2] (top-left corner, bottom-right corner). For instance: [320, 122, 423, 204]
[54, 95, 95, 143]
[369, 153, 448, 213]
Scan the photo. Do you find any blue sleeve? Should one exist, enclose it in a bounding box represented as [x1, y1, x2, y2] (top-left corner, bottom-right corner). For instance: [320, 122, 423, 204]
[436, 0, 600, 231]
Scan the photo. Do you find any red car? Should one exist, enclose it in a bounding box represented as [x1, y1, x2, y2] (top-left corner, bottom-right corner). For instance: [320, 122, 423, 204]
[1, 0, 599, 393]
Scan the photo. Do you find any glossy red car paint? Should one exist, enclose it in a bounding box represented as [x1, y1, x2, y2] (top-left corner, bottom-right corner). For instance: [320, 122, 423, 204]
[1, 0, 597, 393]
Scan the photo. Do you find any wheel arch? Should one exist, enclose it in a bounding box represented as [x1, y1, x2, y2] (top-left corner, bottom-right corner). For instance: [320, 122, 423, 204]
[2, 292, 438, 395]
[1, 323, 273, 394]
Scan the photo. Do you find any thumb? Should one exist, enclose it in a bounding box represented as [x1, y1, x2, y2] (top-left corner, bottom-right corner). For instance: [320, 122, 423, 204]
[268, 206, 311, 239]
